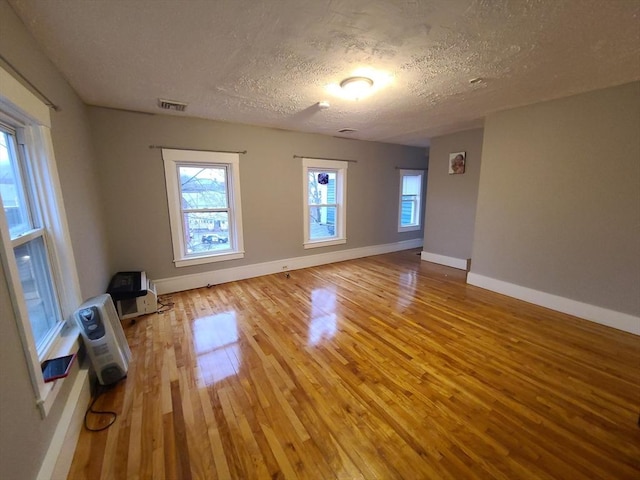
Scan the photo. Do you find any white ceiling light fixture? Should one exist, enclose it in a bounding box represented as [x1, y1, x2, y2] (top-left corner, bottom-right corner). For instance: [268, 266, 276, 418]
[340, 76, 374, 100]
[326, 69, 392, 101]
[324, 67, 393, 100]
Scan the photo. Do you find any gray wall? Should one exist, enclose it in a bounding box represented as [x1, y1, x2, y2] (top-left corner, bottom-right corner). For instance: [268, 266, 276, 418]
[0, 2, 110, 300]
[0, 2, 110, 479]
[87, 107, 427, 281]
[423, 128, 484, 261]
[471, 81, 640, 316]
[0, 263, 80, 479]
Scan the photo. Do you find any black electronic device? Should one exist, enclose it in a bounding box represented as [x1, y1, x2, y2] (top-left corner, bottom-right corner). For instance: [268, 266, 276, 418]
[106, 271, 157, 320]
[107, 271, 147, 301]
[41, 353, 76, 383]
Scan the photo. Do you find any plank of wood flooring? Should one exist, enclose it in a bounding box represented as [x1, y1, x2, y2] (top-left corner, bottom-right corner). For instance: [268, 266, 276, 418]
[260, 422, 299, 480]
[185, 371, 217, 480]
[150, 389, 165, 480]
[113, 412, 132, 479]
[196, 386, 232, 480]
[126, 390, 143, 480]
[170, 379, 192, 480]
[217, 386, 266, 479]
[65, 416, 93, 479]
[97, 391, 123, 479]
[162, 412, 178, 480]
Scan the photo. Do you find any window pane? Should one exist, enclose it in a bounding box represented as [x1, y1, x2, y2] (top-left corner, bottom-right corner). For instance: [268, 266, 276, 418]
[309, 206, 336, 240]
[401, 195, 417, 226]
[180, 166, 227, 209]
[308, 170, 336, 205]
[399, 172, 422, 230]
[14, 236, 60, 349]
[402, 174, 421, 196]
[184, 211, 230, 254]
[0, 131, 31, 238]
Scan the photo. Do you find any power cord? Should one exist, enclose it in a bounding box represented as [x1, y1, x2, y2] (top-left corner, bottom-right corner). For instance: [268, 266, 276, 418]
[84, 382, 118, 432]
[156, 295, 174, 314]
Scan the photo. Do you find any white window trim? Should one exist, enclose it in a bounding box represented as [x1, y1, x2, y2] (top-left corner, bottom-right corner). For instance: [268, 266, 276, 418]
[302, 157, 348, 249]
[0, 65, 82, 418]
[162, 148, 244, 267]
[397, 169, 424, 232]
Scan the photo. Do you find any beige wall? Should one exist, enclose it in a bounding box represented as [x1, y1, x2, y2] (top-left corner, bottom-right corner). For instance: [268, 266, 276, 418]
[423, 128, 484, 261]
[0, 2, 110, 478]
[87, 107, 427, 281]
[471, 81, 640, 316]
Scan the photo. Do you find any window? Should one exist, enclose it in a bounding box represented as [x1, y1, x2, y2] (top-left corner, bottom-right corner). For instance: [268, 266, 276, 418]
[0, 65, 82, 416]
[163, 149, 244, 267]
[1, 126, 62, 350]
[303, 158, 348, 248]
[398, 169, 424, 232]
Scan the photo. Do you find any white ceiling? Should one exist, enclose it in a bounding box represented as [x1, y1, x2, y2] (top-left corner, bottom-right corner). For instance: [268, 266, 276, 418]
[8, 0, 640, 147]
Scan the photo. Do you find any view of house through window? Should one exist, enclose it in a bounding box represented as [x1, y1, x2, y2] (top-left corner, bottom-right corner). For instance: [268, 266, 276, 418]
[163, 149, 244, 267]
[398, 169, 424, 232]
[303, 158, 347, 248]
[307, 169, 337, 240]
[0, 126, 62, 353]
[179, 165, 231, 254]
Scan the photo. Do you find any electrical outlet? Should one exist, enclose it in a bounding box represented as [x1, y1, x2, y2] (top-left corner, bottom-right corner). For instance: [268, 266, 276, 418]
[282, 265, 288, 270]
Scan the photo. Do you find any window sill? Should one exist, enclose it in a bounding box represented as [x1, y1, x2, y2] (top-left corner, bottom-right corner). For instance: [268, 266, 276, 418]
[174, 251, 245, 267]
[303, 238, 346, 249]
[398, 225, 422, 233]
[37, 322, 81, 418]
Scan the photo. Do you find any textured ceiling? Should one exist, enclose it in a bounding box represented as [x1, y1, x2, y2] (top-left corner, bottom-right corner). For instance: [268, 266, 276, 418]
[7, 0, 640, 147]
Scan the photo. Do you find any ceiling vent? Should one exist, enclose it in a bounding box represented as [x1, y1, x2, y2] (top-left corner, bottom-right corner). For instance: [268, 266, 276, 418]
[158, 98, 188, 112]
[338, 128, 357, 133]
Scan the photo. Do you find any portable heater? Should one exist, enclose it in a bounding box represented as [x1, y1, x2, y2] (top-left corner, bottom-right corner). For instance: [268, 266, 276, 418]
[74, 294, 131, 385]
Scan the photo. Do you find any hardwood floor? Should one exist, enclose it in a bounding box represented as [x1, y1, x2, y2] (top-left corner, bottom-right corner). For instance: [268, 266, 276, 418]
[67, 250, 640, 479]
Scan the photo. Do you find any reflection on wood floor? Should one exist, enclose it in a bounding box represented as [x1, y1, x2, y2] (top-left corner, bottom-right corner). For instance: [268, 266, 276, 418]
[67, 249, 640, 479]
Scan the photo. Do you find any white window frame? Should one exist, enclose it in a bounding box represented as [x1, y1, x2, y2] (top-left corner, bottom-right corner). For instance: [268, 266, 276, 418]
[0, 66, 82, 417]
[162, 148, 244, 267]
[397, 169, 424, 232]
[303, 157, 348, 249]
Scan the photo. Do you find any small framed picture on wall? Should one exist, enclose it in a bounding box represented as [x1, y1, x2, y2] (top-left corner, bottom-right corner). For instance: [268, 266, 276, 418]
[449, 152, 466, 174]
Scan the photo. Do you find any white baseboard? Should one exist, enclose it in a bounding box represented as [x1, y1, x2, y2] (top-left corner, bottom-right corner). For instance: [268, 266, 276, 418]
[421, 251, 470, 271]
[155, 238, 423, 294]
[467, 272, 640, 335]
[38, 366, 91, 480]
